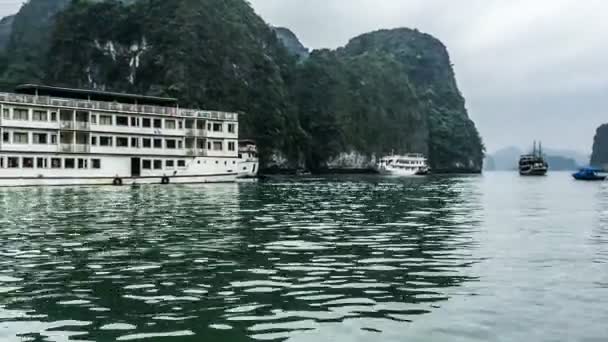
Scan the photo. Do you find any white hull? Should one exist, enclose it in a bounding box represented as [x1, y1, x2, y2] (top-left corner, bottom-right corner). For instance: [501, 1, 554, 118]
[378, 167, 426, 177]
[0, 155, 238, 187]
[0, 174, 236, 187]
[238, 159, 259, 179]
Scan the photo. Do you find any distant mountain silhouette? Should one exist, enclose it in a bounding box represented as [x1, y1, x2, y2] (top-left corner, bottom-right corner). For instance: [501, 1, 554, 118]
[486, 146, 586, 171]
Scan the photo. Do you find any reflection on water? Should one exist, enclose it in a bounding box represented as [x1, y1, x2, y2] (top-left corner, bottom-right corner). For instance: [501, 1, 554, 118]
[0, 176, 482, 341]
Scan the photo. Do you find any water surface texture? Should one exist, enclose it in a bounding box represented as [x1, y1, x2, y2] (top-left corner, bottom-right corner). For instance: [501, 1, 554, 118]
[0, 173, 607, 341]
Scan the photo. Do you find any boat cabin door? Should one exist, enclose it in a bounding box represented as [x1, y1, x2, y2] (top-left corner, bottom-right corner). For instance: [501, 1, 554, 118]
[131, 158, 141, 177]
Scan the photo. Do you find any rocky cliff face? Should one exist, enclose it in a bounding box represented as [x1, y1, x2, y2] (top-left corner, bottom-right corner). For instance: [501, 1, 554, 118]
[0, 0, 71, 86]
[0, 15, 15, 51]
[0, 0, 484, 173]
[339, 29, 484, 172]
[273, 27, 309, 60]
[591, 124, 608, 167]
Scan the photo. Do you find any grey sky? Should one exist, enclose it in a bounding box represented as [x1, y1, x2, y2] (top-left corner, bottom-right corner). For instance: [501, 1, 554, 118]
[2, 0, 607, 153]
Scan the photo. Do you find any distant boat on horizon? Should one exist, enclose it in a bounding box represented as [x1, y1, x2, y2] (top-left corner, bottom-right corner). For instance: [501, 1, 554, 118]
[519, 141, 548, 176]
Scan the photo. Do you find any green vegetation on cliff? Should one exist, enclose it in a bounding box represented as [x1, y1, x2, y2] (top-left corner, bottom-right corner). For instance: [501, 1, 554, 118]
[0, 0, 484, 172]
[0, 0, 70, 86]
[0, 15, 15, 51]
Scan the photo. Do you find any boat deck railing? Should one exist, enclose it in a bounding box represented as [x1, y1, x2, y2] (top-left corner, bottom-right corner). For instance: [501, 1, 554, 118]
[0, 92, 238, 121]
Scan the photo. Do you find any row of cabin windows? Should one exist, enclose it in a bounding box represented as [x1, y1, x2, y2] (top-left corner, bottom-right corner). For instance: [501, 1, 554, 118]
[91, 136, 235, 151]
[91, 136, 184, 149]
[2, 107, 236, 133]
[0, 156, 101, 169]
[3, 131, 58, 145]
[142, 159, 187, 170]
[2, 130, 236, 152]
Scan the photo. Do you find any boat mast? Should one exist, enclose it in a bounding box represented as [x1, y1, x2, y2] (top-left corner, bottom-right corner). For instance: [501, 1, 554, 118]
[533, 140, 537, 156]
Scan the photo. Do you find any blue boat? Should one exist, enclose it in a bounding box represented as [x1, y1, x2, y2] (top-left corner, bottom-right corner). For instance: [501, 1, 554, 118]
[572, 167, 606, 181]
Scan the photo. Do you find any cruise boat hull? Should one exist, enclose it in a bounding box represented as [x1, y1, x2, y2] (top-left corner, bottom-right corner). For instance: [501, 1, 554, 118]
[0, 155, 238, 187]
[0, 174, 236, 187]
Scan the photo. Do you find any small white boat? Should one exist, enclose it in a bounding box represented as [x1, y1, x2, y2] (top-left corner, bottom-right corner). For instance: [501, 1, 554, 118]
[376, 154, 430, 176]
[237, 140, 259, 179]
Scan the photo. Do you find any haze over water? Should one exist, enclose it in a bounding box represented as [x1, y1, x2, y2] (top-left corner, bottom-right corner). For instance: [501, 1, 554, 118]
[0, 173, 607, 341]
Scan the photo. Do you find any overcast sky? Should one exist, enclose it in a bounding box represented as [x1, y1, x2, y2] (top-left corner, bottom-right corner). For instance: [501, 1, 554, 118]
[2, 0, 607, 153]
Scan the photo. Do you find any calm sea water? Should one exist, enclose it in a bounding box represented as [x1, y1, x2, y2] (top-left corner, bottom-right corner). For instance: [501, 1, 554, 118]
[0, 172, 607, 342]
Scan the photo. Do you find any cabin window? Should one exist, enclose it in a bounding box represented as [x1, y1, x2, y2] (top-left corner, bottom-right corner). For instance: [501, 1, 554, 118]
[51, 158, 61, 169]
[166, 139, 176, 149]
[22, 157, 34, 168]
[178, 121, 183, 129]
[177, 160, 186, 168]
[2, 132, 9, 143]
[33, 133, 48, 144]
[166, 160, 175, 168]
[213, 123, 222, 132]
[99, 115, 113, 125]
[92, 159, 101, 169]
[50, 111, 57, 121]
[33, 110, 48, 121]
[51, 134, 57, 145]
[142, 160, 152, 169]
[153, 160, 162, 170]
[13, 108, 28, 121]
[178, 140, 183, 149]
[78, 159, 88, 169]
[116, 116, 129, 126]
[130, 117, 138, 127]
[213, 141, 223, 151]
[36, 157, 47, 169]
[228, 124, 235, 133]
[207, 142, 211, 150]
[0, 157, 4, 168]
[13, 132, 28, 144]
[197, 120, 205, 130]
[142, 118, 151, 128]
[99, 136, 113, 147]
[165, 120, 176, 129]
[154, 119, 162, 128]
[8, 157, 19, 168]
[64, 158, 75, 169]
[153, 139, 162, 149]
[91, 136, 97, 146]
[207, 123, 212, 131]
[2, 108, 9, 119]
[116, 137, 129, 147]
[228, 142, 236, 151]
[131, 137, 139, 148]
[142, 138, 152, 148]
[90, 114, 97, 124]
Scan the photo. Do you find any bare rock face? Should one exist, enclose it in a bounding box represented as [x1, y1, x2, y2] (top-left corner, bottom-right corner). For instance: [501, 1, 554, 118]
[591, 124, 608, 168]
[325, 151, 376, 170]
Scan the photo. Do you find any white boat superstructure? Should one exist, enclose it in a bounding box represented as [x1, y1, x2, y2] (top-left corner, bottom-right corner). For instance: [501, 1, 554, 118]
[237, 140, 259, 179]
[0, 84, 242, 187]
[377, 154, 430, 176]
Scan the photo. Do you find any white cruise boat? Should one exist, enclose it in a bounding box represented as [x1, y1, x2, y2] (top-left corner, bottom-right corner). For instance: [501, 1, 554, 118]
[237, 140, 259, 178]
[0, 84, 242, 187]
[377, 154, 430, 176]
